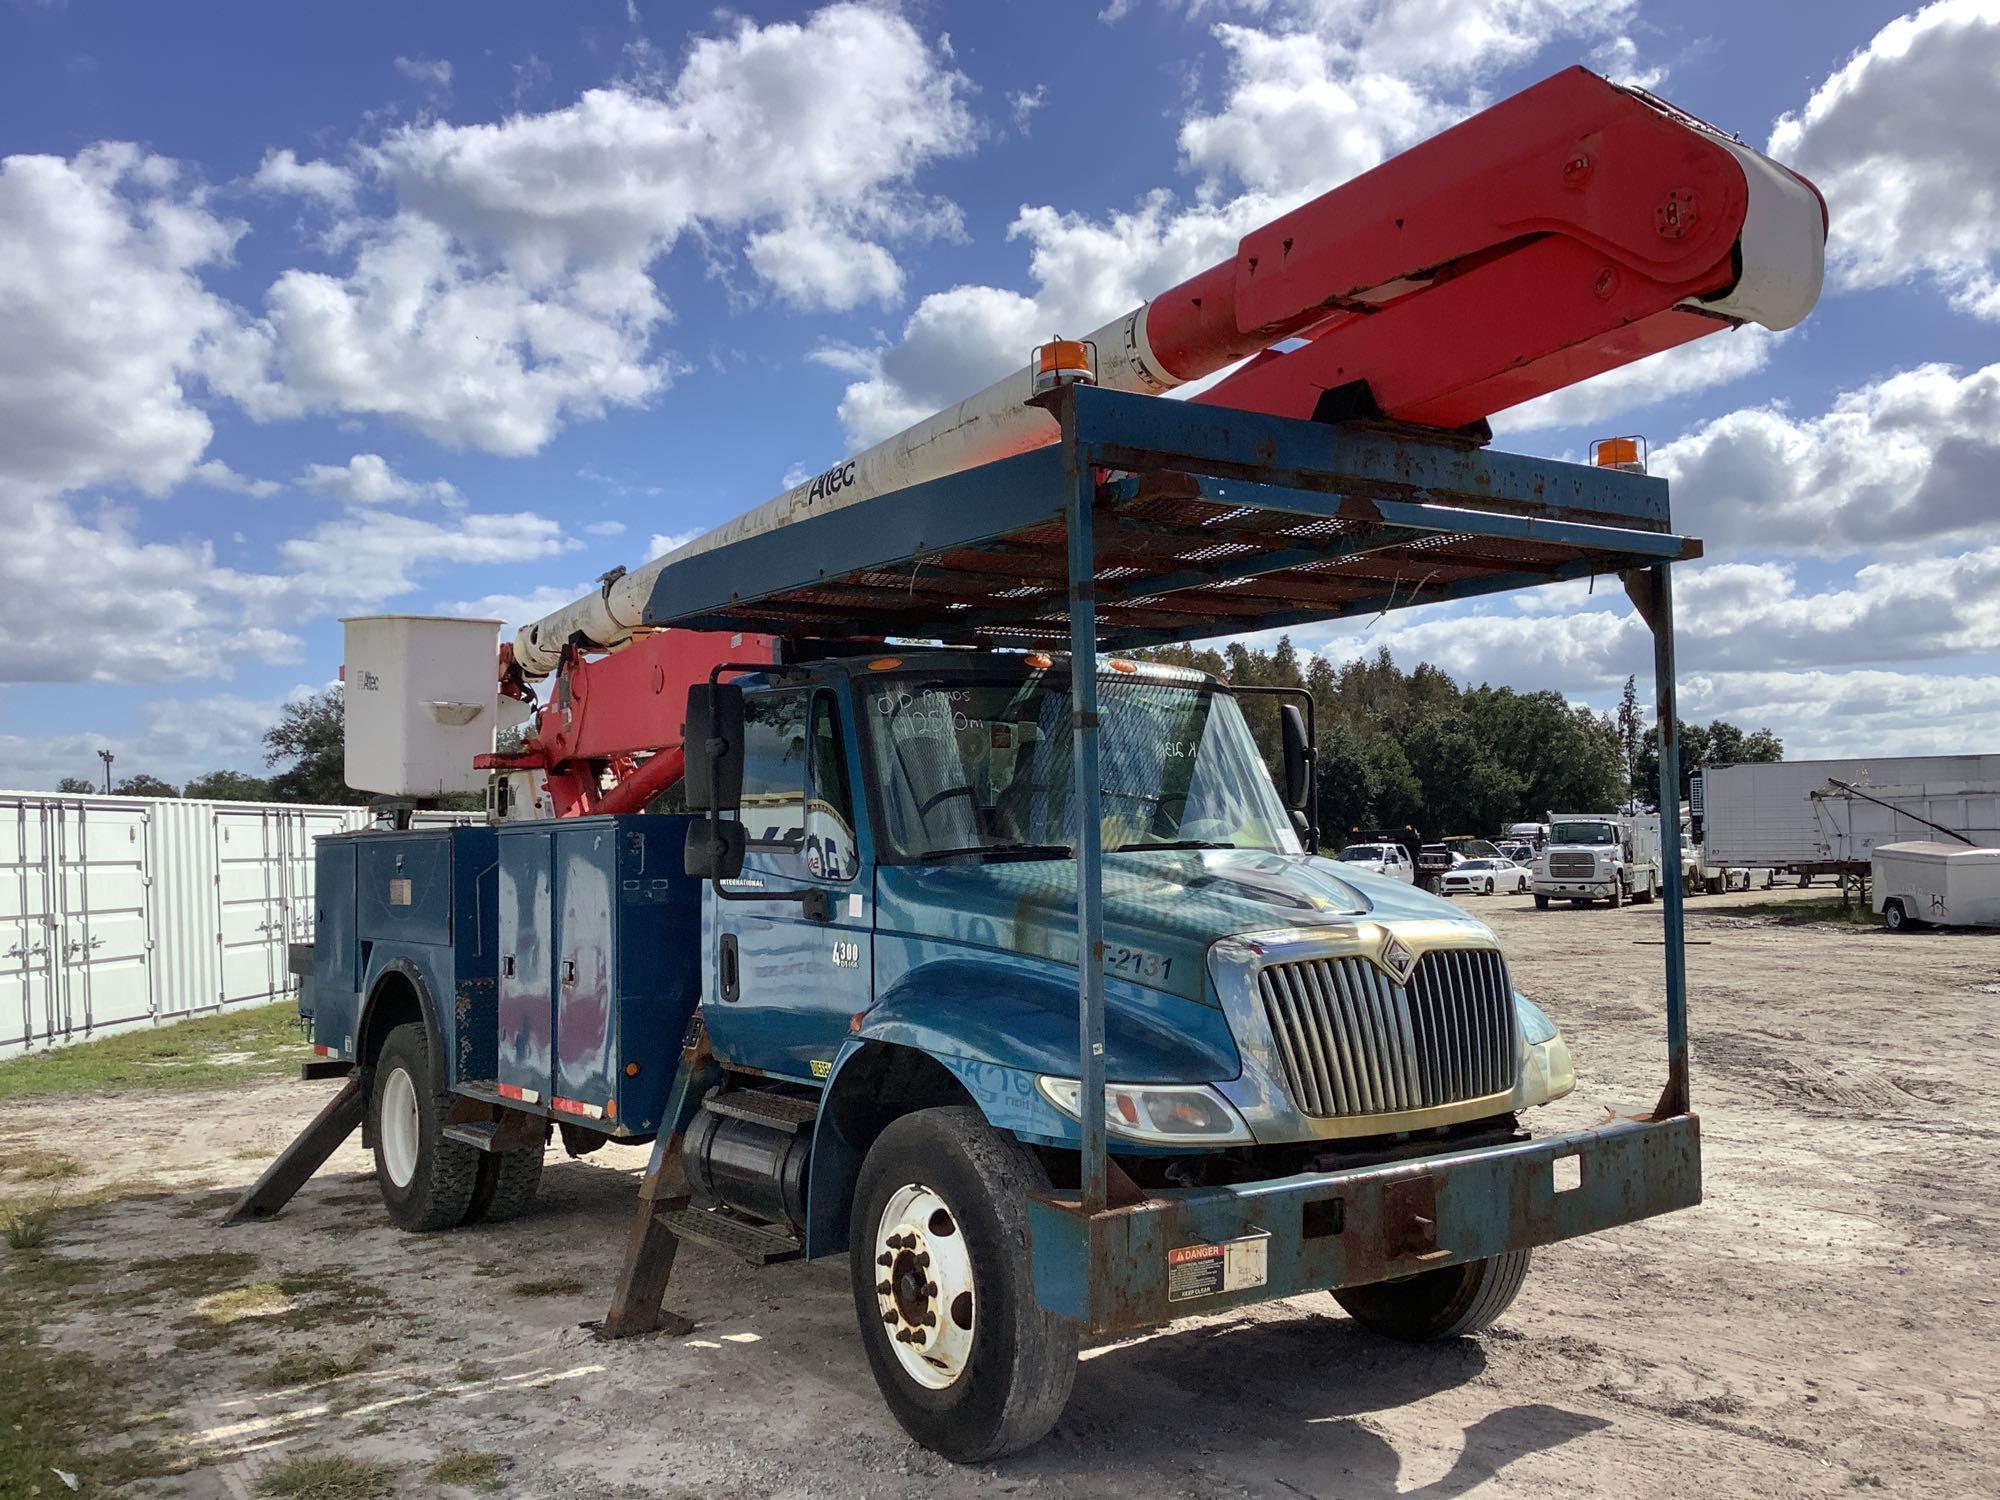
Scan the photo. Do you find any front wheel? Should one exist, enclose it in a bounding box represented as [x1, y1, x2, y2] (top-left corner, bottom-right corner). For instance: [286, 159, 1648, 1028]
[1483, 878, 1495, 895]
[1608, 881, 1624, 908]
[850, 1107, 1078, 1463]
[1333, 1249, 1531, 1341]
[1533, 894, 1550, 910]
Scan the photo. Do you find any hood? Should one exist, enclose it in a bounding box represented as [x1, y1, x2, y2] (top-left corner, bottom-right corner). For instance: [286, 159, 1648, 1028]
[873, 849, 1485, 1005]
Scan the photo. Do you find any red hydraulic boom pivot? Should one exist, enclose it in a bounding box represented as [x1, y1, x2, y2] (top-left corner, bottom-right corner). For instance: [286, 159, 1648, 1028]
[478, 628, 776, 818]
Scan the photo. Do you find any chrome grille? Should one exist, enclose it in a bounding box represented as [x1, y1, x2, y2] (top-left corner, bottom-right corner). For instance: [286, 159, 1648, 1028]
[1257, 949, 1514, 1118]
[1548, 851, 1597, 878]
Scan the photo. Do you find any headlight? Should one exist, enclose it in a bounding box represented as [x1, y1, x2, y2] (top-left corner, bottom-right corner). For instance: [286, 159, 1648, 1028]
[1514, 993, 1559, 1046]
[1036, 1077, 1252, 1145]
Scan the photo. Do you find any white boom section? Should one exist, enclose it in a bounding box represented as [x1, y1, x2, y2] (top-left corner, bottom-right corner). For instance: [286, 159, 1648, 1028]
[513, 304, 1175, 675]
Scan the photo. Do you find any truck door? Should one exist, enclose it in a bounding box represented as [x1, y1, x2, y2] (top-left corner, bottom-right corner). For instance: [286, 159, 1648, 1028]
[705, 686, 870, 1082]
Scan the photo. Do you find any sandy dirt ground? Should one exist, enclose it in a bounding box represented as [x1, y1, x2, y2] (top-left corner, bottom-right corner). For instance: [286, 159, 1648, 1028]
[4, 883, 1997, 1499]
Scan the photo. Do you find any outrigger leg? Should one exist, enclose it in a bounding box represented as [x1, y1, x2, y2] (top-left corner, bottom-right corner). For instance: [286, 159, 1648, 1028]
[221, 1070, 367, 1225]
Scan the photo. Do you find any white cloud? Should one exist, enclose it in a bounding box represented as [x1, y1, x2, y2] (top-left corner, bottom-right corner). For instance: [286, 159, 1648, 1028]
[1494, 328, 1779, 435]
[645, 529, 703, 558]
[247, 148, 358, 209]
[0, 689, 319, 791]
[0, 144, 245, 499]
[252, 508, 577, 616]
[188, 459, 280, 498]
[1587, 34, 1666, 91]
[1653, 361, 2000, 554]
[216, 3, 975, 455]
[745, 221, 903, 310]
[1768, 0, 2000, 318]
[394, 56, 454, 89]
[1010, 86, 1046, 131]
[1676, 668, 2000, 760]
[438, 582, 594, 638]
[296, 452, 460, 506]
[582, 519, 625, 537]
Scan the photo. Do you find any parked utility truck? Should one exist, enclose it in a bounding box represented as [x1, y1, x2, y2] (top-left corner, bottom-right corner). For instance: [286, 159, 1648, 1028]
[226, 64, 1827, 1464]
[1533, 813, 1664, 908]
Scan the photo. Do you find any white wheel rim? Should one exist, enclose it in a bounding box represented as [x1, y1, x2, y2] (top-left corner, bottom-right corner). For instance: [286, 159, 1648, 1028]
[872, 1183, 976, 1390]
[380, 1065, 421, 1189]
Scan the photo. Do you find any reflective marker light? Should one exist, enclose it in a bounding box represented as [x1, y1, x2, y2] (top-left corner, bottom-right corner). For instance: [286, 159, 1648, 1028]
[1036, 1076, 1252, 1144]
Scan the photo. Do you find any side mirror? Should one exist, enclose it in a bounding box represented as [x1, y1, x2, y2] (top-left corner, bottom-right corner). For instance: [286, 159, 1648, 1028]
[684, 683, 745, 813]
[685, 820, 746, 881]
[1279, 703, 1312, 811]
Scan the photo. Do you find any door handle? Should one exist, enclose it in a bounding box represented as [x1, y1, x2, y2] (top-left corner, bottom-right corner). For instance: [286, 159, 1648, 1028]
[719, 934, 740, 1003]
[562, 959, 577, 987]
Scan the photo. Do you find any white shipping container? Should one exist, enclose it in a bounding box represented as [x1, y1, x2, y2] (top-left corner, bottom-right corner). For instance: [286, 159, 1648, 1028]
[1698, 755, 2000, 869]
[0, 791, 473, 1059]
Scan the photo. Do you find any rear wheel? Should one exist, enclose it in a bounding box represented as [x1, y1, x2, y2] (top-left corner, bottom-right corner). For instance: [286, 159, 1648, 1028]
[370, 1023, 483, 1232]
[468, 1131, 546, 1224]
[1334, 1250, 1531, 1341]
[1635, 872, 1656, 904]
[850, 1107, 1077, 1463]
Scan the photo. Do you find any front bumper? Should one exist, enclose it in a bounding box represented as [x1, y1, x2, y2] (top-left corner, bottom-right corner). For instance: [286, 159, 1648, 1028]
[1536, 880, 1613, 896]
[1025, 1111, 1699, 1335]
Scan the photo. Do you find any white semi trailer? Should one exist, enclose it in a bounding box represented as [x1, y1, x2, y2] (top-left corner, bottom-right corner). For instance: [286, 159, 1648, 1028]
[1693, 756, 2000, 881]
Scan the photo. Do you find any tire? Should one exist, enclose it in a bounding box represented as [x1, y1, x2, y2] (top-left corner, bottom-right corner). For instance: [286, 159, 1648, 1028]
[1483, 878, 1495, 895]
[369, 1022, 483, 1232]
[1333, 1249, 1531, 1342]
[1883, 899, 1910, 932]
[1533, 894, 1550, 910]
[850, 1106, 1078, 1463]
[467, 1133, 546, 1224]
[1608, 881, 1624, 909]
[1635, 873, 1656, 905]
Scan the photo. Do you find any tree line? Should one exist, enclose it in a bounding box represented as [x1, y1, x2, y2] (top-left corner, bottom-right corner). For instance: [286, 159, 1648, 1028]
[1139, 640, 1781, 842]
[56, 647, 1783, 826]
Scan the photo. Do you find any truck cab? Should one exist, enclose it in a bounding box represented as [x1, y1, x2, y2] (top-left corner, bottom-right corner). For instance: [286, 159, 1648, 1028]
[1533, 812, 1663, 908]
[701, 650, 1572, 1155]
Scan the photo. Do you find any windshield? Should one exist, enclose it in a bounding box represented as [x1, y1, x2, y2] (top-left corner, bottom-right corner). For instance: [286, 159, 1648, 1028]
[1340, 845, 1387, 861]
[1551, 821, 1617, 845]
[859, 668, 1301, 862]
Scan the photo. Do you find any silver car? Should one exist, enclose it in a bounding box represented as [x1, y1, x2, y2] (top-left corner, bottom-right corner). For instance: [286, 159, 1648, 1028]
[1335, 842, 1416, 884]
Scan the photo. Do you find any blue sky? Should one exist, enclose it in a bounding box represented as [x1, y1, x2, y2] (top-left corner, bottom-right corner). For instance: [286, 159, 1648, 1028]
[2, 0, 1996, 789]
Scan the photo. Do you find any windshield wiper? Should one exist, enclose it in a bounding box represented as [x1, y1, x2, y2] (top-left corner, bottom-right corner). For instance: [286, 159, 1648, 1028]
[920, 842, 1074, 863]
[1112, 839, 1239, 852]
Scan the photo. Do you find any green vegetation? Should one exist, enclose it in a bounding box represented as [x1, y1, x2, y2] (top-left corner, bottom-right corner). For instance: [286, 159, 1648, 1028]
[1, 1250, 105, 1294]
[430, 1451, 509, 1491]
[0, 1302, 177, 1495]
[128, 1250, 264, 1300]
[508, 1275, 586, 1297]
[0, 1001, 303, 1103]
[2, 1194, 59, 1250]
[1721, 898, 1878, 927]
[256, 1453, 401, 1499]
[263, 1346, 381, 1388]
[9, 1151, 83, 1182]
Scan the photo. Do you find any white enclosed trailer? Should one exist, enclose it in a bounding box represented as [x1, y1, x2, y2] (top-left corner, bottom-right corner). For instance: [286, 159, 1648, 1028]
[1694, 756, 2000, 876]
[1872, 842, 2000, 931]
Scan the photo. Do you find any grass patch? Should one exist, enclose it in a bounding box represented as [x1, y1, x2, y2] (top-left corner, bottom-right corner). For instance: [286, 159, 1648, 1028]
[9, 1151, 84, 1183]
[0, 1309, 175, 1495]
[2, 1192, 61, 1249]
[1, 1249, 106, 1294]
[1722, 898, 1878, 927]
[430, 1451, 509, 1491]
[128, 1249, 263, 1300]
[262, 1346, 379, 1388]
[0, 1001, 304, 1104]
[507, 1275, 585, 1298]
[256, 1452, 400, 1499]
[195, 1282, 295, 1324]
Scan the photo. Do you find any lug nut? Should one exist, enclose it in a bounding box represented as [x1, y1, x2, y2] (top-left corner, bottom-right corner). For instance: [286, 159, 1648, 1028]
[923, 1282, 937, 1298]
[915, 1251, 930, 1269]
[922, 1310, 937, 1327]
[882, 1310, 897, 1325]
[877, 1280, 893, 1296]
[876, 1253, 892, 1267]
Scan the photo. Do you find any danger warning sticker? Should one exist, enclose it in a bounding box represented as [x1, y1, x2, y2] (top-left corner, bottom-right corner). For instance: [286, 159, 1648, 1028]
[1166, 1234, 1270, 1302]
